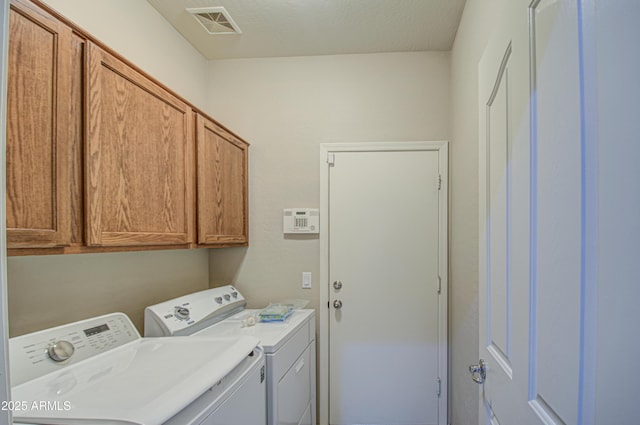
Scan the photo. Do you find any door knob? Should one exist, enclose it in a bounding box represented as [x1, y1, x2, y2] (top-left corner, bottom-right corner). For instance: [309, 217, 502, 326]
[469, 359, 487, 384]
[333, 300, 343, 309]
[333, 281, 343, 290]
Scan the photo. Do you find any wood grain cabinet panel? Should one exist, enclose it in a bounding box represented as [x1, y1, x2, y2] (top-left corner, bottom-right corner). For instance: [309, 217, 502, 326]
[86, 42, 194, 247]
[196, 114, 248, 246]
[6, 0, 72, 248]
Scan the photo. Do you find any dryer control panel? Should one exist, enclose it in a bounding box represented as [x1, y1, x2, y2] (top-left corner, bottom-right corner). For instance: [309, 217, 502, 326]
[9, 313, 139, 386]
[144, 285, 246, 337]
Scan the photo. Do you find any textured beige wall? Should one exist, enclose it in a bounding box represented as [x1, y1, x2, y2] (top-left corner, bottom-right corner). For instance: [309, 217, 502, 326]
[7, 250, 209, 336]
[449, 0, 507, 423]
[7, 0, 211, 337]
[205, 52, 451, 316]
[40, 0, 208, 109]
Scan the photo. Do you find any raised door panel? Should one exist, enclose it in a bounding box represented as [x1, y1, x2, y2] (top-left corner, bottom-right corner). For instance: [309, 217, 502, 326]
[6, 0, 72, 248]
[86, 42, 193, 247]
[196, 114, 248, 245]
[530, 1, 583, 422]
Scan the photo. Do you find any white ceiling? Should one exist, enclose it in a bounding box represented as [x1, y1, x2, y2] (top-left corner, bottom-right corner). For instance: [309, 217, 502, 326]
[146, 0, 467, 60]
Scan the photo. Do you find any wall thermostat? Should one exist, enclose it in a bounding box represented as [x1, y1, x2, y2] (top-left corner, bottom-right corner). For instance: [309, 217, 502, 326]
[283, 208, 319, 234]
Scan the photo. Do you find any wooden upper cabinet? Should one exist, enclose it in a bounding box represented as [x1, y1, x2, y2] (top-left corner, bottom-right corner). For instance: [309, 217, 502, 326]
[196, 114, 248, 246]
[6, 0, 250, 254]
[6, 0, 72, 248]
[85, 42, 194, 247]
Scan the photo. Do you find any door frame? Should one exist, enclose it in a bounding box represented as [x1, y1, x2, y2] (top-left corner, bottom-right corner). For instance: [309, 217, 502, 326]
[0, 0, 12, 423]
[319, 141, 449, 425]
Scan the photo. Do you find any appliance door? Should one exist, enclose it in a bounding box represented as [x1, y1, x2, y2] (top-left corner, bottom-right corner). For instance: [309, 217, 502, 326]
[201, 353, 266, 425]
[276, 343, 312, 425]
[164, 347, 266, 425]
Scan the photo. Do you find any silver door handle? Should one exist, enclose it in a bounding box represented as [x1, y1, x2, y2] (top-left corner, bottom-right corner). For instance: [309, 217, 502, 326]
[333, 281, 343, 290]
[333, 300, 343, 309]
[469, 359, 487, 384]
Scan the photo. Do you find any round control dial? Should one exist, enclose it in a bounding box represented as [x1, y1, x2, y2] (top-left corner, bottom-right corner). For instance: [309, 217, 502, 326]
[174, 306, 190, 320]
[47, 340, 75, 362]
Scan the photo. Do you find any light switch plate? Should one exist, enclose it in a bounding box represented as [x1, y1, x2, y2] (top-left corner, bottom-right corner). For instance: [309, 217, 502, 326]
[302, 272, 312, 289]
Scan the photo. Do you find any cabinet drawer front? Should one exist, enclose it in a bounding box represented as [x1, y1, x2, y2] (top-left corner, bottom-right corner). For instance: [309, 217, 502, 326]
[86, 42, 194, 247]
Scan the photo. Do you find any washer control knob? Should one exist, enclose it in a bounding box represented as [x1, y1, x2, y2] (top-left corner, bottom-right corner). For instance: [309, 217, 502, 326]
[174, 306, 190, 320]
[215, 297, 223, 304]
[231, 291, 238, 298]
[224, 294, 231, 301]
[47, 340, 75, 362]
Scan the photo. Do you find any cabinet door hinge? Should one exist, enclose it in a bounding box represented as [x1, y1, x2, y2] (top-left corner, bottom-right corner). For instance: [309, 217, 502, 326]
[437, 276, 442, 294]
[327, 153, 335, 165]
[436, 378, 441, 397]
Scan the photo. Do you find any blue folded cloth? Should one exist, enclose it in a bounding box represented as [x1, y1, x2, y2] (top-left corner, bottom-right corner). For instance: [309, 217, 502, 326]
[259, 304, 294, 322]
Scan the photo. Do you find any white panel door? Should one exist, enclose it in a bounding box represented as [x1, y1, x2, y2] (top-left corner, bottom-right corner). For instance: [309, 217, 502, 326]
[478, 0, 586, 424]
[328, 148, 443, 425]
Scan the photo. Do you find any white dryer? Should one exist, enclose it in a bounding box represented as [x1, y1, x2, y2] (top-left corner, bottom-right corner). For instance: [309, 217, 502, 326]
[145, 285, 316, 425]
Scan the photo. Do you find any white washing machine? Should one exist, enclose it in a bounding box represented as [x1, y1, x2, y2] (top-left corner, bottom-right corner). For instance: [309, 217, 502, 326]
[9, 312, 266, 425]
[145, 285, 316, 425]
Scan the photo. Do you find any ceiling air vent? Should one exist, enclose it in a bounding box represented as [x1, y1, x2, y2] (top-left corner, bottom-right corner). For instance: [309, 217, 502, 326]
[186, 7, 242, 35]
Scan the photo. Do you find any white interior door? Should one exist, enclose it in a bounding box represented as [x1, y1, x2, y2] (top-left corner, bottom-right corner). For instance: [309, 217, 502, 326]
[478, 1, 586, 424]
[326, 144, 446, 425]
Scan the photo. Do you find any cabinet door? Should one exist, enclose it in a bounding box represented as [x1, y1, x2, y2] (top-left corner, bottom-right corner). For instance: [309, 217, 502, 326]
[6, 0, 72, 248]
[196, 114, 248, 245]
[86, 42, 194, 247]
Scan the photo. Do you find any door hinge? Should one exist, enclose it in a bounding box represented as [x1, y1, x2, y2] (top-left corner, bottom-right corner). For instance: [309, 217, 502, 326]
[437, 276, 442, 294]
[327, 153, 335, 165]
[436, 378, 441, 397]
[437, 174, 442, 190]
